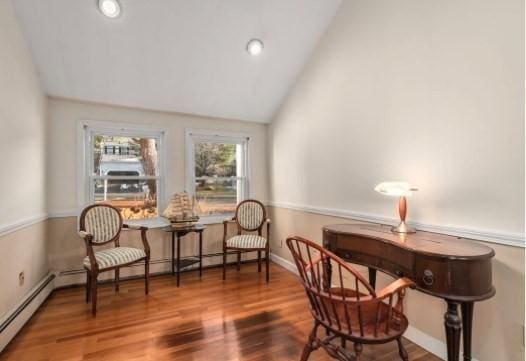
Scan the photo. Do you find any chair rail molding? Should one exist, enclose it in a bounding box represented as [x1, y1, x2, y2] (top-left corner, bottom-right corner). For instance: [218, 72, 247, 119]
[268, 201, 525, 248]
[0, 213, 48, 238]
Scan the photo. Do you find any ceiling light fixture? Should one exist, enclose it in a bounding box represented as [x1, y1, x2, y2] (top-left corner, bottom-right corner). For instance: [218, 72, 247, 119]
[247, 39, 264, 56]
[99, 0, 121, 18]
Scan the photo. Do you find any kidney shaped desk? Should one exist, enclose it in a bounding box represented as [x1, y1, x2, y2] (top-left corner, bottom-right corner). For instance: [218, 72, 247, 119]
[322, 223, 495, 361]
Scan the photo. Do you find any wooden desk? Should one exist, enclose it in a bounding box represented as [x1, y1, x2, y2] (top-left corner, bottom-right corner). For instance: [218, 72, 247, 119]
[162, 224, 206, 287]
[323, 223, 495, 361]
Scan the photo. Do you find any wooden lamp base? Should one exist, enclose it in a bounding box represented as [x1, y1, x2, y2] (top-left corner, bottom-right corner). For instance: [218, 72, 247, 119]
[392, 196, 416, 234]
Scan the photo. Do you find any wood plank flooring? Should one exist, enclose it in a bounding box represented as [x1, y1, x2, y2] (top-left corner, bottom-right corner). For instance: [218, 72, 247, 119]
[1, 263, 441, 361]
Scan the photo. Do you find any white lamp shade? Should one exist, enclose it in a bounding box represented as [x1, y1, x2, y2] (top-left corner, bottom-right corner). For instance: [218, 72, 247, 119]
[374, 182, 417, 197]
[99, 0, 121, 18]
[247, 39, 264, 55]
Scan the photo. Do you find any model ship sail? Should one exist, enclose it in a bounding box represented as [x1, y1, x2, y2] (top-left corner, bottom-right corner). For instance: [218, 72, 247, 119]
[162, 191, 199, 224]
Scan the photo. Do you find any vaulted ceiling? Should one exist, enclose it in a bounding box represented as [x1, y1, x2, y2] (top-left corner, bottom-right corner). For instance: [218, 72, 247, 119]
[13, 0, 341, 122]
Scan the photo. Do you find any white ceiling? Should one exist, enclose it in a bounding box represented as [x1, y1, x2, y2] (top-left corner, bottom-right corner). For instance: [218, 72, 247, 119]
[13, 0, 341, 123]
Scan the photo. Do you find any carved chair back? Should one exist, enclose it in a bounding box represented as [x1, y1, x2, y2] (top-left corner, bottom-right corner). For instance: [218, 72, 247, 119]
[79, 204, 123, 246]
[286, 236, 407, 342]
[235, 199, 266, 235]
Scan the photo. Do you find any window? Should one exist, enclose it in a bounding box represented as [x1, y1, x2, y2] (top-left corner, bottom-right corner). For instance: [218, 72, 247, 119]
[80, 121, 165, 220]
[186, 129, 249, 220]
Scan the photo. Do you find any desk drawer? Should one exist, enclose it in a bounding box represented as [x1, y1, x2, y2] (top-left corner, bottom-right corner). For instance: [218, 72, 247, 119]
[335, 234, 415, 278]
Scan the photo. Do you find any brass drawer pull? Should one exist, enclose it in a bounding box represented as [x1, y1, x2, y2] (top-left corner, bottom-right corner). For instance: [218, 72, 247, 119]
[423, 269, 434, 286]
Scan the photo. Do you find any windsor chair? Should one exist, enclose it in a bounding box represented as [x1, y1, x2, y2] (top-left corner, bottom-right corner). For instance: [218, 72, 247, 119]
[286, 236, 415, 361]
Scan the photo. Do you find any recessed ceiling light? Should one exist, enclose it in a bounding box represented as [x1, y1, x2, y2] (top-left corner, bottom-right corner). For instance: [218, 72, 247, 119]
[247, 39, 264, 56]
[99, 0, 121, 18]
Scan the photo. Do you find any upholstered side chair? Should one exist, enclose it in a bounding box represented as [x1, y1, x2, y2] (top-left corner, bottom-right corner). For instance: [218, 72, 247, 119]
[78, 204, 150, 316]
[222, 199, 271, 282]
[286, 236, 415, 361]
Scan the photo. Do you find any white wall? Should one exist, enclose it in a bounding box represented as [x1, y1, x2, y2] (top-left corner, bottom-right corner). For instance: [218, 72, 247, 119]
[267, 0, 524, 360]
[0, 0, 47, 225]
[0, 0, 48, 317]
[269, 0, 524, 237]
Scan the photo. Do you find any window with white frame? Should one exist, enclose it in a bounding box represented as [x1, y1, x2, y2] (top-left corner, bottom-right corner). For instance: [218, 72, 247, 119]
[186, 130, 249, 219]
[80, 121, 165, 220]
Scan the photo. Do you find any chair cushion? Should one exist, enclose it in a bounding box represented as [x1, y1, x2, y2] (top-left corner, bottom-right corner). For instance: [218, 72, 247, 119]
[226, 234, 267, 249]
[83, 205, 122, 243]
[83, 247, 146, 270]
[237, 201, 265, 230]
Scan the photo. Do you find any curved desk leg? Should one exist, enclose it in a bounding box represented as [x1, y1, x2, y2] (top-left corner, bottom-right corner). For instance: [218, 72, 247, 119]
[368, 268, 377, 290]
[461, 302, 474, 361]
[445, 300, 462, 361]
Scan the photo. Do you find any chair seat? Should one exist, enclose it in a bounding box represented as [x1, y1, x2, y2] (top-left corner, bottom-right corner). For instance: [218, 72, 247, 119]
[226, 234, 267, 249]
[83, 247, 146, 270]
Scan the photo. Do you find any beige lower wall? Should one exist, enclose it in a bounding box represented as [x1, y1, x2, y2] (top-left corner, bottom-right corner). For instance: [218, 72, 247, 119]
[0, 221, 48, 318]
[48, 217, 263, 285]
[268, 206, 525, 361]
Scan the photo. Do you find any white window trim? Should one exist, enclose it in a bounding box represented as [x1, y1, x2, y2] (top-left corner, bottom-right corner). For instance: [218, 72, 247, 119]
[76, 119, 167, 220]
[185, 128, 251, 224]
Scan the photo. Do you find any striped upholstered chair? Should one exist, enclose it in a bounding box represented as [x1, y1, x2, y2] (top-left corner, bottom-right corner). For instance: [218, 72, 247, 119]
[78, 204, 150, 316]
[223, 199, 271, 282]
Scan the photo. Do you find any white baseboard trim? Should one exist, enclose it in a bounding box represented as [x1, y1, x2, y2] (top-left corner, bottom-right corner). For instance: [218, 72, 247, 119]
[47, 209, 77, 218]
[268, 201, 525, 248]
[0, 272, 56, 352]
[270, 253, 298, 275]
[270, 253, 482, 361]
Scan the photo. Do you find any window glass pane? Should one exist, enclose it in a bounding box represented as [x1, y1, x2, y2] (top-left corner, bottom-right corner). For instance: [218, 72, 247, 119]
[93, 135, 158, 177]
[194, 142, 239, 215]
[93, 178, 158, 219]
[92, 134, 159, 219]
[195, 177, 238, 215]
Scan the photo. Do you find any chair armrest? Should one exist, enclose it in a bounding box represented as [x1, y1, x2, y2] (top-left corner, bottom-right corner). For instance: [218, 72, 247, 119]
[78, 231, 97, 270]
[123, 223, 149, 231]
[78, 231, 94, 243]
[223, 217, 237, 245]
[122, 224, 150, 256]
[377, 277, 415, 299]
[376, 277, 415, 305]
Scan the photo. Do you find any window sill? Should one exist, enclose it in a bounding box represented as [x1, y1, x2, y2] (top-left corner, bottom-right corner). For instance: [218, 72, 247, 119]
[123, 217, 170, 229]
[198, 214, 234, 225]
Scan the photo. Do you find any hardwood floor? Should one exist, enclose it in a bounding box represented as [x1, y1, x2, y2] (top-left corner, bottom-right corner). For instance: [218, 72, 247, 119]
[1, 263, 441, 361]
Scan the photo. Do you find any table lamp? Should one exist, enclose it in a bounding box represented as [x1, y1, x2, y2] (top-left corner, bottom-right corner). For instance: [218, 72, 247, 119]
[375, 182, 418, 233]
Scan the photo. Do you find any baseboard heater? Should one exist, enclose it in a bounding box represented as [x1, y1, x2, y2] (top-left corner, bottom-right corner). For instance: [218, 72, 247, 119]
[0, 273, 56, 352]
[56, 253, 265, 288]
[0, 252, 265, 351]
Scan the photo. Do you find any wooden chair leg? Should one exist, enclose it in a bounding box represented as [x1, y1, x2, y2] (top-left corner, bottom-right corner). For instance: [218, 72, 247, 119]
[115, 268, 119, 293]
[91, 273, 98, 317]
[353, 343, 363, 361]
[300, 321, 320, 361]
[265, 248, 270, 283]
[257, 251, 262, 272]
[85, 272, 91, 303]
[223, 247, 227, 280]
[145, 259, 149, 295]
[396, 337, 409, 361]
[237, 252, 241, 271]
